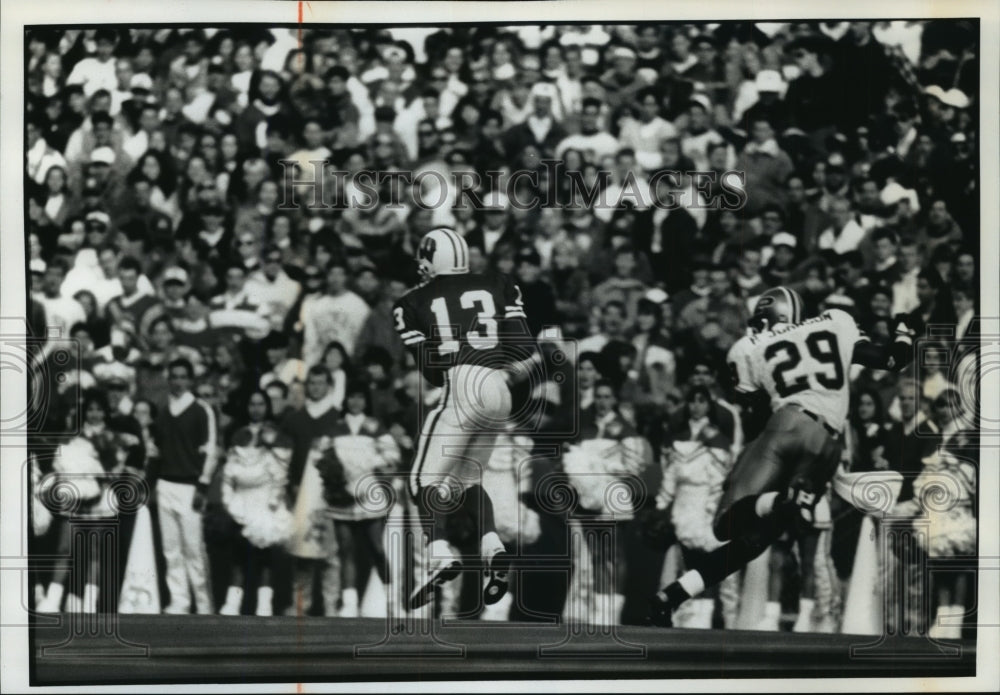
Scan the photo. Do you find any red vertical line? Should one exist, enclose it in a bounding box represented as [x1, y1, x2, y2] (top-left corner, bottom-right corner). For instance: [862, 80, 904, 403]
[297, 1, 304, 49]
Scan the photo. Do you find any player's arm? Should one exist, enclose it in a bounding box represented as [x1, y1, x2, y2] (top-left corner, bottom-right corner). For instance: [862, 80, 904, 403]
[499, 277, 541, 384]
[851, 315, 916, 372]
[392, 297, 445, 388]
[727, 341, 771, 440]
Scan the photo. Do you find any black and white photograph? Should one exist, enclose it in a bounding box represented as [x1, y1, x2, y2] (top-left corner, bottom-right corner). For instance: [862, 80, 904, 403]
[1, 1, 997, 692]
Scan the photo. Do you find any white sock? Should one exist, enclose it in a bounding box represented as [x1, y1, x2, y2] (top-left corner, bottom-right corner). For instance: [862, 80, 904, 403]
[428, 538, 453, 559]
[756, 492, 780, 517]
[760, 600, 781, 631]
[793, 598, 815, 632]
[677, 570, 706, 598]
[221, 586, 243, 614]
[612, 593, 626, 624]
[341, 587, 359, 608]
[481, 531, 505, 560]
[691, 598, 715, 629]
[932, 605, 963, 639]
[591, 592, 614, 627]
[83, 583, 99, 613]
[40, 582, 64, 611]
[256, 586, 273, 616]
[64, 593, 82, 613]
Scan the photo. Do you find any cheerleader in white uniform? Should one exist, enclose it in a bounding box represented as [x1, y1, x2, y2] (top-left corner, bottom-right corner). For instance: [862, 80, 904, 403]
[910, 432, 977, 639]
[37, 389, 136, 613]
[318, 384, 400, 618]
[218, 390, 294, 616]
[654, 386, 738, 629]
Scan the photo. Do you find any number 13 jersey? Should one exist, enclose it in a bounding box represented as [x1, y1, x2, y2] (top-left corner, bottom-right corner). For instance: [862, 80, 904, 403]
[392, 271, 529, 379]
[727, 308, 863, 433]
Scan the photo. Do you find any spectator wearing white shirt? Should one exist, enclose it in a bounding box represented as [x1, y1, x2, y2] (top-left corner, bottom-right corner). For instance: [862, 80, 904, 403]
[230, 42, 256, 108]
[554, 45, 585, 117]
[108, 57, 139, 117]
[555, 97, 620, 162]
[595, 149, 651, 223]
[36, 258, 87, 364]
[618, 87, 678, 173]
[210, 263, 259, 312]
[818, 197, 866, 254]
[891, 239, 923, 316]
[299, 261, 371, 366]
[557, 25, 611, 69]
[63, 244, 155, 314]
[680, 95, 730, 172]
[951, 281, 975, 341]
[396, 90, 451, 162]
[65, 28, 118, 98]
[246, 246, 302, 333]
[26, 117, 68, 186]
[287, 119, 333, 206]
[121, 97, 160, 163]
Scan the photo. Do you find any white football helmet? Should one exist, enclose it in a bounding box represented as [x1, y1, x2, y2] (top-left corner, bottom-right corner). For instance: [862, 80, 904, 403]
[416, 228, 469, 282]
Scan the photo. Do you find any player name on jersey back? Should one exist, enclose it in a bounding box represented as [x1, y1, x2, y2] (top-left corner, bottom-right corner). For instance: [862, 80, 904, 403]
[728, 309, 862, 432]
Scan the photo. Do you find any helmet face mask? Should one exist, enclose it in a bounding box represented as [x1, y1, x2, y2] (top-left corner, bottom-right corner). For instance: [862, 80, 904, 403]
[749, 286, 803, 333]
[416, 228, 469, 282]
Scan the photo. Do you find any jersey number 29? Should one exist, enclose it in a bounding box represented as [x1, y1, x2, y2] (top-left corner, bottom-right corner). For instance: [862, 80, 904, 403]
[764, 330, 845, 397]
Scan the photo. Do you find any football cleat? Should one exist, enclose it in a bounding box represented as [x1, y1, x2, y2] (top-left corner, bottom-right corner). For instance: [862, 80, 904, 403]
[409, 547, 462, 610]
[646, 590, 674, 628]
[775, 477, 821, 532]
[483, 550, 512, 606]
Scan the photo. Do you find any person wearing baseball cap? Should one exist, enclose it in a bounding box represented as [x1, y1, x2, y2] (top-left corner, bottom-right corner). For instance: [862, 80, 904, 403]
[739, 69, 790, 133]
[763, 232, 800, 287]
[89, 146, 116, 167]
[502, 81, 566, 158]
[162, 266, 190, 287]
[85, 210, 112, 229]
[83, 211, 113, 251]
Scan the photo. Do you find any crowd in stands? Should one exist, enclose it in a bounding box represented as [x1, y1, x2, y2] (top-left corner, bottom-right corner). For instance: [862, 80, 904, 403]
[26, 21, 979, 635]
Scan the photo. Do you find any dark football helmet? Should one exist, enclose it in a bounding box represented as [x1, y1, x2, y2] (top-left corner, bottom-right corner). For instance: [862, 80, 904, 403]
[748, 286, 804, 332]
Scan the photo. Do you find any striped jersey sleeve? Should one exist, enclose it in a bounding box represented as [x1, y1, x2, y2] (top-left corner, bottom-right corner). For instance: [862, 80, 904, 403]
[502, 274, 527, 320]
[392, 296, 426, 348]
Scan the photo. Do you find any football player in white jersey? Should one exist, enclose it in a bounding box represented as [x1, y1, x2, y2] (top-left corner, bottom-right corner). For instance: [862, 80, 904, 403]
[649, 286, 915, 626]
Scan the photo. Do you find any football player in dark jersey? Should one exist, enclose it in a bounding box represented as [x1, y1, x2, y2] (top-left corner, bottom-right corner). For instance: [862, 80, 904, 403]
[393, 227, 536, 610]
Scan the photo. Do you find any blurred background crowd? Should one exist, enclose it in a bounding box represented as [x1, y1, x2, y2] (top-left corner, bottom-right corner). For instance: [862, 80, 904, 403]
[25, 21, 979, 635]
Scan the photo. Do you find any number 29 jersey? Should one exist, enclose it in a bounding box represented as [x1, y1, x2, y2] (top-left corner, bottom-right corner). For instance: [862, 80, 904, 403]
[727, 308, 863, 433]
[392, 271, 529, 375]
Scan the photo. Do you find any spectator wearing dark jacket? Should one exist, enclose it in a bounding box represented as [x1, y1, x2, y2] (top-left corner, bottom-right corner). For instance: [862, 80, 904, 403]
[150, 358, 218, 614]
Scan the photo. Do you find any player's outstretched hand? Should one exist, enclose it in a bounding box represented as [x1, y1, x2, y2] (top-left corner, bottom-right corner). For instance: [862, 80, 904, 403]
[891, 314, 915, 342]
